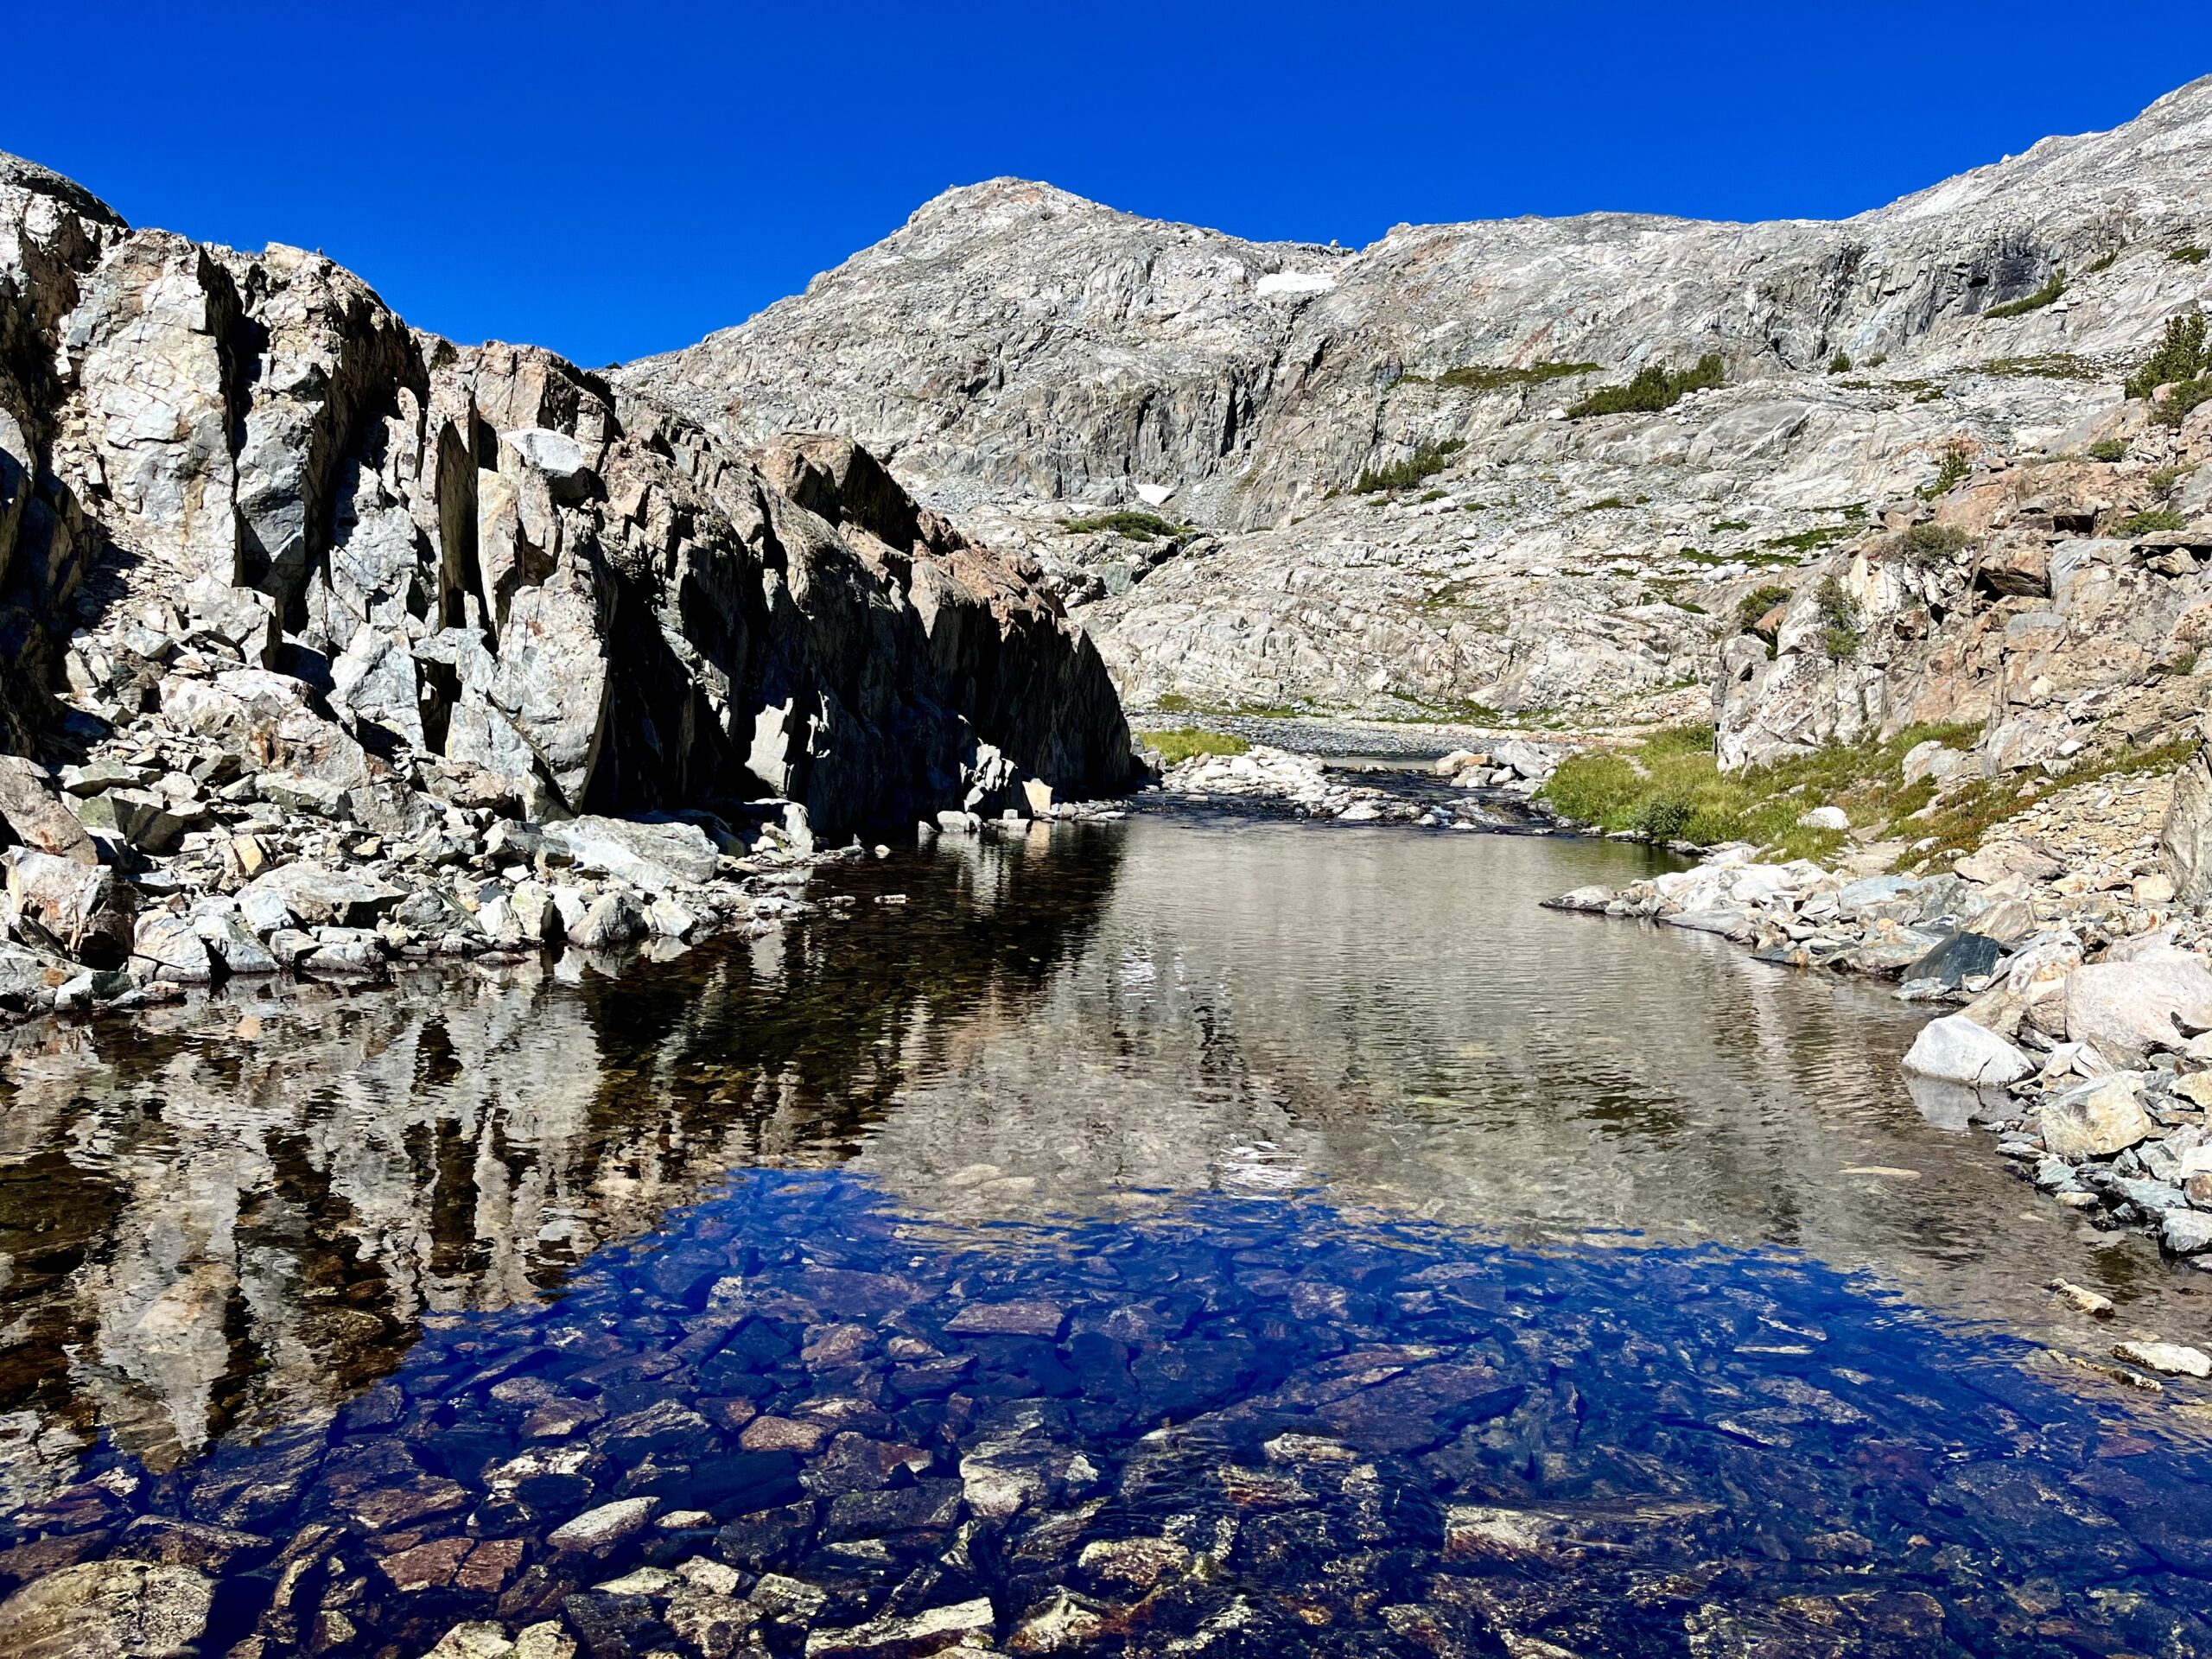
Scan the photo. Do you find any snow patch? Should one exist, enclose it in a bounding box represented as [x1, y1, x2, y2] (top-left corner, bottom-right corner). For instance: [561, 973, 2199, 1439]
[1134, 483, 1173, 506]
[1255, 270, 1336, 298]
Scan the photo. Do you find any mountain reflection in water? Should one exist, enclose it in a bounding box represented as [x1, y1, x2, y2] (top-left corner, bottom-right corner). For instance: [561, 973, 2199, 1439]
[1, 813, 2209, 1658]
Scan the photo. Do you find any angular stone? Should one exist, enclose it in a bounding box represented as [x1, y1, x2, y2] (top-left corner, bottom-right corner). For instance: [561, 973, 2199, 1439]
[1901, 1015, 2032, 1087]
[0, 757, 97, 864]
[131, 912, 216, 982]
[0, 1560, 213, 1659]
[240, 861, 405, 927]
[7, 852, 134, 968]
[2041, 1072, 2156, 1161]
[569, 891, 645, 950]
[2067, 952, 2212, 1065]
[541, 816, 720, 891]
[550, 1497, 656, 1553]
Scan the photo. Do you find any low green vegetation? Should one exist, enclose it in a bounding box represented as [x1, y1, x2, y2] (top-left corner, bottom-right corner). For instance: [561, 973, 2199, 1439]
[1763, 524, 1859, 555]
[1567, 353, 1725, 419]
[1141, 728, 1251, 765]
[1812, 574, 1861, 660]
[2088, 437, 2131, 462]
[1540, 721, 1982, 861]
[1541, 721, 2196, 868]
[2125, 312, 2212, 426]
[1978, 353, 2104, 381]
[1422, 360, 1599, 392]
[1922, 439, 1974, 498]
[2172, 246, 2209, 265]
[1891, 523, 1972, 566]
[2150, 462, 2196, 495]
[1711, 519, 1751, 532]
[1986, 267, 2066, 319]
[2116, 508, 2187, 536]
[1064, 510, 1184, 539]
[1828, 353, 1853, 374]
[1582, 495, 1630, 512]
[2087, 248, 2122, 274]
[1353, 438, 1465, 494]
[1733, 583, 1792, 632]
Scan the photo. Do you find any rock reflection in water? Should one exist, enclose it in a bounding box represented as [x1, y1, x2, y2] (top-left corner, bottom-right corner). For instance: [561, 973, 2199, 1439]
[2, 814, 2211, 1657]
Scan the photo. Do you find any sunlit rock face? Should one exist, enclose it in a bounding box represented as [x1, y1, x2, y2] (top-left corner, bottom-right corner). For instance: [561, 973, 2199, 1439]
[0, 154, 1137, 839]
[625, 82, 2212, 717]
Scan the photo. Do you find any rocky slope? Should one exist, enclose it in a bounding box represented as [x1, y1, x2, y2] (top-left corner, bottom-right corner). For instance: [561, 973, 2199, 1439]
[623, 79, 2212, 718]
[0, 149, 1138, 1017]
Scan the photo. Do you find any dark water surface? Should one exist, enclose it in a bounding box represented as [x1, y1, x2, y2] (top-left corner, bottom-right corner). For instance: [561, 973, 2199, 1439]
[5, 813, 2212, 1656]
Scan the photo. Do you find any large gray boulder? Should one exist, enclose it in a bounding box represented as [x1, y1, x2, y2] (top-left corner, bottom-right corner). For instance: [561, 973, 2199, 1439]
[1902, 1014, 2033, 1087]
[541, 816, 720, 891]
[0, 756, 96, 864]
[6, 851, 133, 967]
[2042, 1073, 2157, 1161]
[2065, 951, 2212, 1065]
[239, 861, 405, 928]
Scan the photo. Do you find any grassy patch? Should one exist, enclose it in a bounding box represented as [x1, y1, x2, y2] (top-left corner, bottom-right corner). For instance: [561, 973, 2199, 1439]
[1711, 518, 1751, 532]
[1354, 438, 1465, 494]
[1764, 524, 1859, 555]
[2116, 508, 2187, 536]
[1425, 360, 1599, 392]
[2088, 437, 2130, 462]
[1142, 728, 1252, 765]
[1978, 353, 2105, 380]
[1541, 721, 1983, 859]
[1065, 510, 1184, 539]
[1567, 353, 1726, 419]
[1986, 267, 2066, 319]
[2088, 248, 2122, 274]
[1828, 353, 1853, 374]
[2172, 246, 2209, 265]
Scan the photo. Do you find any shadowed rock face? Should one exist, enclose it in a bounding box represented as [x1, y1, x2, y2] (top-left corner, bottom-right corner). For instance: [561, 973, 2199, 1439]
[620, 81, 2212, 718]
[0, 156, 1136, 838]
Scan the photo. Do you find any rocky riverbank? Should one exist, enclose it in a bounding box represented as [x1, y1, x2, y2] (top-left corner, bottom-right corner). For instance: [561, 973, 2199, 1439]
[1546, 790, 2212, 1286]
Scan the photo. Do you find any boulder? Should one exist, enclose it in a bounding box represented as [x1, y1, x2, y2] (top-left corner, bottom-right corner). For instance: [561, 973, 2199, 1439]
[2040, 1072, 2156, 1161]
[541, 816, 719, 890]
[1904, 931, 2004, 988]
[7, 852, 134, 968]
[240, 862, 406, 928]
[0, 1560, 213, 1659]
[2065, 951, 2212, 1064]
[569, 891, 645, 950]
[81, 787, 188, 853]
[1902, 1015, 2033, 1086]
[2164, 726, 2212, 908]
[0, 757, 97, 864]
[131, 912, 217, 983]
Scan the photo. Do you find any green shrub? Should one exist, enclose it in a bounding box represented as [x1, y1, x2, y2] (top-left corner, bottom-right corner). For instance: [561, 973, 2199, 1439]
[2126, 313, 2207, 400]
[1892, 523, 1972, 566]
[1353, 439, 1465, 494]
[1986, 267, 2066, 319]
[1567, 353, 1726, 419]
[2173, 246, 2209, 265]
[1065, 510, 1183, 539]
[1922, 439, 1973, 499]
[1583, 495, 1630, 512]
[2115, 508, 2187, 536]
[1143, 728, 1250, 765]
[1734, 583, 1792, 633]
[1814, 574, 1861, 660]
[2150, 463, 2196, 495]
[2154, 378, 2212, 429]
[1631, 794, 1694, 842]
[2088, 247, 2122, 274]
[2088, 436, 2130, 462]
[1828, 353, 1853, 374]
[1433, 360, 1599, 392]
[1866, 353, 1889, 369]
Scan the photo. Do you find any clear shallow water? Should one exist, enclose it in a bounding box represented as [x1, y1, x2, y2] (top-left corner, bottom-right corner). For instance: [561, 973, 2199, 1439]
[4, 812, 2212, 1656]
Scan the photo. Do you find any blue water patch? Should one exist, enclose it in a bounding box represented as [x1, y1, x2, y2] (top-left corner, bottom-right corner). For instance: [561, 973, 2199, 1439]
[15, 1166, 2212, 1657]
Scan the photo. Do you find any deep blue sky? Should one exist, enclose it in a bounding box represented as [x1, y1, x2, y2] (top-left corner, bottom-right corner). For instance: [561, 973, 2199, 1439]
[13, 3, 2210, 367]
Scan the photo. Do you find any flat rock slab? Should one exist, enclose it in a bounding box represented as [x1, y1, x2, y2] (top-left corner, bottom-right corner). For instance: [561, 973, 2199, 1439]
[944, 1299, 1067, 1338]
